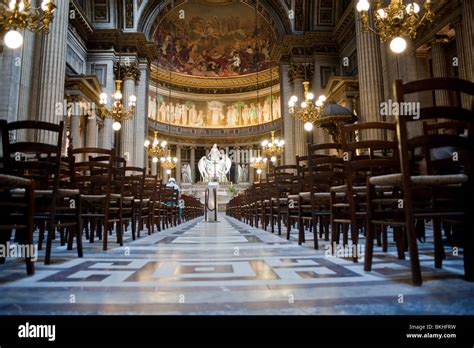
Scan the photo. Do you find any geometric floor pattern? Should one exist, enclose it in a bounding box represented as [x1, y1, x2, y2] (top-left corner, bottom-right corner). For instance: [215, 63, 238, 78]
[0, 214, 473, 315]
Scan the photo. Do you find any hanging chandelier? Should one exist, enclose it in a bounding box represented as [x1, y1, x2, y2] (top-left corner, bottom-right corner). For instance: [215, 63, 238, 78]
[261, 131, 284, 162]
[288, 81, 326, 132]
[261, 64, 284, 162]
[144, 131, 167, 163]
[160, 148, 178, 173]
[356, 0, 435, 53]
[0, 0, 55, 49]
[99, 79, 136, 131]
[250, 150, 268, 176]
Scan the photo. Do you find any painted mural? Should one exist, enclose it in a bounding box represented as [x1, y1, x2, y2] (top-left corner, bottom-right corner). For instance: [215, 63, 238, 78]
[152, 1, 274, 77]
[148, 93, 281, 128]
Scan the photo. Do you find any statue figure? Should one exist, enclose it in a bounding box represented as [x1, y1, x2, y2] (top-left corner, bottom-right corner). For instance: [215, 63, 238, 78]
[237, 164, 248, 183]
[198, 144, 232, 183]
[181, 164, 193, 184]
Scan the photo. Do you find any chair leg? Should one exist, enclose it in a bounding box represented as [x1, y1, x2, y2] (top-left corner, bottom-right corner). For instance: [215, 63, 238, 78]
[405, 214, 423, 286]
[44, 218, 55, 265]
[433, 218, 444, 269]
[25, 186, 35, 275]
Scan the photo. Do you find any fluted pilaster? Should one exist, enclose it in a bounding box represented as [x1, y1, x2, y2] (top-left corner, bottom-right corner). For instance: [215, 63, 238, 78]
[431, 37, 450, 106]
[176, 145, 182, 184]
[121, 77, 136, 164]
[190, 146, 196, 183]
[134, 62, 149, 168]
[36, 0, 70, 143]
[87, 116, 98, 148]
[355, 9, 385, 139]
[454, 17, 472, 108]
[281, 63, 295, 165]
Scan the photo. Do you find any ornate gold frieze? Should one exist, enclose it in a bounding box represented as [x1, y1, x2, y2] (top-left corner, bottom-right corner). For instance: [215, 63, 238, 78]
[150, 65, 279, 92]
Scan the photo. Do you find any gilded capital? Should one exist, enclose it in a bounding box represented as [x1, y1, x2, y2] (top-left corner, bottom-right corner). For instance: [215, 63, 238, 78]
[288, 63, 314, 84]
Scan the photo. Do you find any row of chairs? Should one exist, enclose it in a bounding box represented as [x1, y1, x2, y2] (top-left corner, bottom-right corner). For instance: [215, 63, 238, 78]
[228, 77, 474, 286]
[0, 121, 204, 274]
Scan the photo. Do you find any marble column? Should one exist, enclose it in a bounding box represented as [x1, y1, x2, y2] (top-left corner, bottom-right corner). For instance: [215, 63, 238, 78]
[190, 146, 196, 183]
[17, 31, 36, 128]
[234, 146, 241, 183]
[454, 18, 472, 108]
[70, 99, 84, 150]
[355, 9, 385, 139]
[0, 46, 21, 123]
[36, 0, 70, 143]
[431, 37, 450, 106]
[461, 0, 473, 82]
[176, 145, 182, 184]
[134, 61, 148, 168]
[87, 116, 98, 148]
[121, 76, 136, 164]
[151, 161, 157, 176]
[289, 63, 313, 157]
[248, 146, 255, 183]
[281, 63, 295, 165]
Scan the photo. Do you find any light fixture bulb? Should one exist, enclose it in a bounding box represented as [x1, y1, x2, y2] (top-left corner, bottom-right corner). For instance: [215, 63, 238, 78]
[306, 93, 314, 100]
[4, 30, 23, 49]
[161, 140, 168, 147]
[173, 157, 178, 163]
[166, 169, 172, 175]
[114, 91, 123, 100]
[377, 9, 388, 19]
[316, 100, 323, 107]
[288, 100, 295, 107]
[144, 140, 150, 147]
[112, 121, 122, 131]
[152, 157, 159, 163]
[390, 36, 407, 53]
[304, 122, 314, 131]
[129, 95, 137, 103]
[256, 169, 262, 175]
[160, 157, 166, 162]
[261, 140, 269, 147]
[153, 139, 159, 146]
[271, 156, 277, 162]
[318, 95, 327, 102]
[41, 0, 51, 11]
[290, 96, 298, 103]
[279, 140, 285, 146]
[10, 0, 25, 11]
[406, 3, 420, 14]
[356, 0, 370, 12]
[301, 102, 308, 108]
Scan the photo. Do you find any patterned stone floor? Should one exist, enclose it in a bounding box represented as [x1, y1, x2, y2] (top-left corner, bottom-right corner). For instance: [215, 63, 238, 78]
[0, 214, 473, 315]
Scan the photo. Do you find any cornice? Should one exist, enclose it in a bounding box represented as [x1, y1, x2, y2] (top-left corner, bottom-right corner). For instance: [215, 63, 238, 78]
[87, 29, 160, 62]
[150, 65, 280, 94]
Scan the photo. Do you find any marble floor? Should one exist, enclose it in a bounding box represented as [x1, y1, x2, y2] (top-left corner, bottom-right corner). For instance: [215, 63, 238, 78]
[0, 214, 473, 315]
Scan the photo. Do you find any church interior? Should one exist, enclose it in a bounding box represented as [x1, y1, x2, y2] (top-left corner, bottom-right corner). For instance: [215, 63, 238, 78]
[0, 0, 473, 318]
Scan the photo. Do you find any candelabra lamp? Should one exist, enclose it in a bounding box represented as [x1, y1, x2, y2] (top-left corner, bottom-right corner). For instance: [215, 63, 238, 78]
[0, 0, 56, 49]
[356, 0, 435, 53]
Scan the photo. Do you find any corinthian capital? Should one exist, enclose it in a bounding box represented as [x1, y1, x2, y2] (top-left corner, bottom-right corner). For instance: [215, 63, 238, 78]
[288, 63, 314, 83]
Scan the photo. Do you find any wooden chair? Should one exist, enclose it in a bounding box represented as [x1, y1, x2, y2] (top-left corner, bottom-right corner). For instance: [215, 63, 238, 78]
[2, 121, 83, 264]
[121, 167, 146, 240]
[143, 175, 160, 233]
[365, 78, 474, 285]
[331, 122, 400, 261]
[0, 174, 35, 274]
[68, 148, 118, 251]
[296, 144, 345, 249]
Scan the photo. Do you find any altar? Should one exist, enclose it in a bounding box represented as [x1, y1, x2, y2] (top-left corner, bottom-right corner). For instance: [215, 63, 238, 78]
[181, 182, 250, 212]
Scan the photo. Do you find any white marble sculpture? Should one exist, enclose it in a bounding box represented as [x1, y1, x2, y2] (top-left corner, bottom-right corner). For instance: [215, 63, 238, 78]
[198, 144, 232, 183]
[181, 164, 193, 183]
[238, 164, 249, 183]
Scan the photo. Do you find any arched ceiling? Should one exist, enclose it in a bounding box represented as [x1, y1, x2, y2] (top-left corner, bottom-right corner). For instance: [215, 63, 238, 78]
[138, 0, 291, 91]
